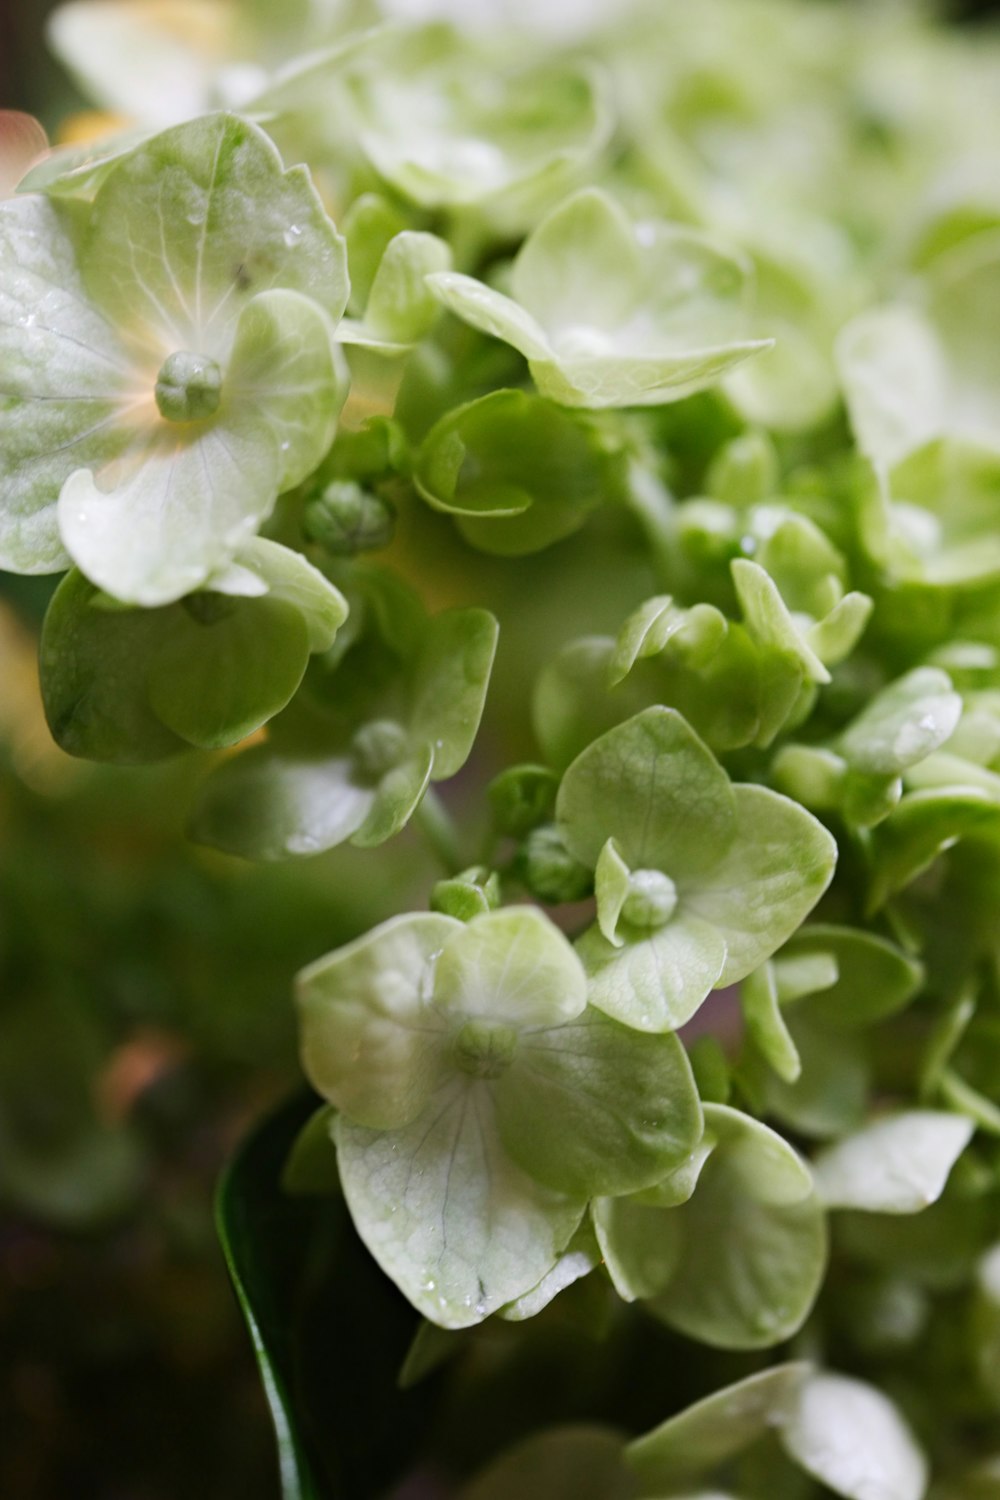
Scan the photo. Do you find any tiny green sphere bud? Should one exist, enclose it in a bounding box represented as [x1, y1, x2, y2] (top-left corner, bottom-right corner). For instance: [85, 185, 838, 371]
[515, 823, 592, 905]
[154, 351, 223, 422]
[431, 867, 501, 922]
[621, 868, 678, 928]
[451, 1020, 518, 1080]
[351, 718, 410, 780]
[305, 481, 396, 556]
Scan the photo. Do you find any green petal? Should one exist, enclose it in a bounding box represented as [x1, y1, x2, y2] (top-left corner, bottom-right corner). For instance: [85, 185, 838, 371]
[837, 304, 945, 468]
[811, 1111, 974, 1214]
[511, 188, 642, 338]
[742, 962, 801, 1083]
[557, 706, 736, 878]
[221, 537, 348, 653]
[432, 907, 587, 1029]
[494, 1009, 702, 1197]
[336, 1082, 584, 1328]
[352, 743, 435, 848]
[777, 925, 923, 1030]
[684, 783, 837, 985]
[426, 272, 551, 361]
[575, 915, 727, 1032]
[463, 1427, 632, 1500]
[297, 912, 459, 1130]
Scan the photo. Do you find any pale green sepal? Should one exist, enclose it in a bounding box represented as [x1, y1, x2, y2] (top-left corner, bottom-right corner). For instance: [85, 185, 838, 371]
[742, 962, 801, 1083]
[732, 558, 830, 685]
[494, 1009, 702, 1197]
[595, 838, 631, 947]
[431, 907, 587, 1029]
[426, 272, 551, 360]
[625, 1363, 812, 1491]
[575, 915, 727, 1033]
[362, 230, 452, 346]
[188, 749, 376, 860]
[780, 1372, 929, 1500]
[410, 608, 499, 780]
[867, 788, 1000, 911]
[499, 1219, 601, 1321]
[592, 1194, 682, 1303]
[297, 912, 460, 1131]
[609, 596, 728, 686]
[630, 1136, 715, 1208]
[777, 926, 922, 1030]
[351, 744, 436, 849]
[218, 537, 348, 651]
[0, 193, 130, 574]
[685, 784, 837, 986]
[557, 706, 736, 877]
[839, 668, 962, 776]
[805, 592, 873, 667]
[335, 1084, 585, 1329]
[15, 126, 149, 200]
[644, 1104, 826, 1349]
[811, 1112, 974, 1214]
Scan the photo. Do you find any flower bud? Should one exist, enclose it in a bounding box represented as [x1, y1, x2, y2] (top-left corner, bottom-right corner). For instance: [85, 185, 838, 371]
[621, 868, 678, 928]
[155, 351, 222, 422]
[515, 824, 592, 904]
[305, 481, 396, 556]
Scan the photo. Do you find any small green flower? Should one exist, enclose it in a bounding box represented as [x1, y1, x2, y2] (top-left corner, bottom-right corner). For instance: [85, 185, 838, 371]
[428, 188, 771, 408]
[557, 706, 837, 1031]
[297, 905, 702, 1326]
[0, 112, 349, 605]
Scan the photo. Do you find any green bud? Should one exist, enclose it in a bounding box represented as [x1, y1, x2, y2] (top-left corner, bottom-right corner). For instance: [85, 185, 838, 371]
[621, 868, 678, 928]
[155, 350, 222, 422]
[488, 764, 558, 838]
[305, 481, 396, 556]
[351, 718, 410, 780]
[431, 867, 501, 922]
[450, 1019, 519, 1080]
[515, 823, 592, 904]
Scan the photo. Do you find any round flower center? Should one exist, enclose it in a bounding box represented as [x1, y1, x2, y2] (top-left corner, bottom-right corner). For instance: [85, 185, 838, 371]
[451, 1020, 519, 1080]
[155, 351, 223, 422]
[622, 868, 678, 928]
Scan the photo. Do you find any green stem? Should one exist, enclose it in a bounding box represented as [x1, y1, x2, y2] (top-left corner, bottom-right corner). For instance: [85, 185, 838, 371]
[415, 787, 464, 875]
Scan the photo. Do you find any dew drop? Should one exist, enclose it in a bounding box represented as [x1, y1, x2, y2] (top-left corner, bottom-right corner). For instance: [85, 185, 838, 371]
[283, 224, 303, 247]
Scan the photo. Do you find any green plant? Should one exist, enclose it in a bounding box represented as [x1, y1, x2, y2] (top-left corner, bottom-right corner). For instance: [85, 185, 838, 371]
[6, 0, 1000, 1495]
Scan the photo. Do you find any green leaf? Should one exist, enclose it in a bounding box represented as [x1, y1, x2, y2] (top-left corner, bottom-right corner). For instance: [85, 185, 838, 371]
[685, 784, 837, 986]
[625, 1363, 812, 1491]
[463, 1427, 632, 1500]
[643, 1104, 827, 1349]
[557, 706, 736, 878]
[494, 1009, 703, 1197]
[297, 913, 459, 1131]
[409, 607, 498, 779]
[431, 907, 587, 1029]
[810, 1111, 974, 1213]
[415, 390, 608, 555]
[336, 1083, 585, 1328]
[779, 1372, 929, 1500]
